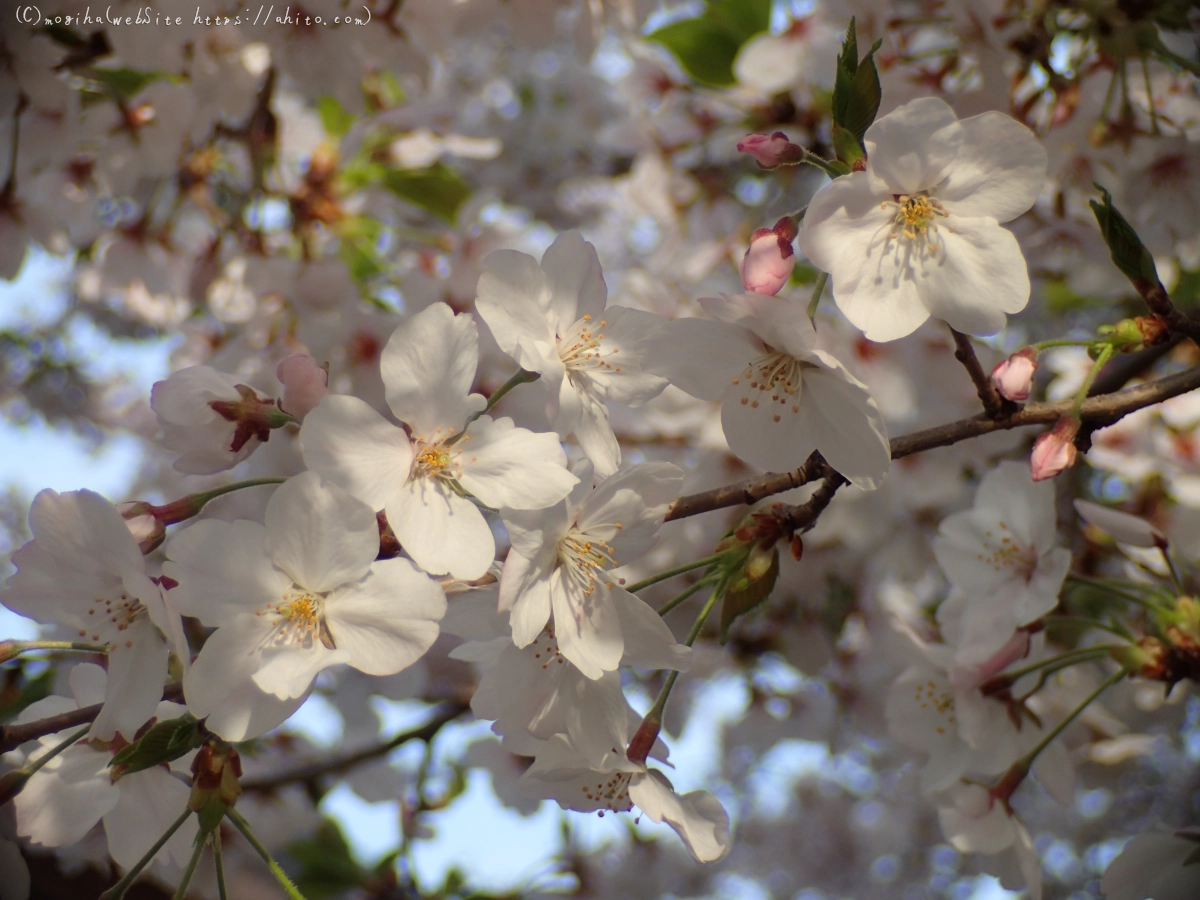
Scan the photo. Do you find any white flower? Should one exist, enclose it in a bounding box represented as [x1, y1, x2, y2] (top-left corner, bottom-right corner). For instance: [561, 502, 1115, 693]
[798, 97, 1047, 341]
[498, 461, 689, 679]
[13, 664, 198, 870]
[1, 489, 186, 741]
[163, 471, 446, 741]
[476, 231, 669, 477]
[445, 585, 687, 762]
[1102, 828, 1200, 900]
[933, 461, 1071, 632]
[523, 731, 730, 863]
[149, 366, 278, 474]
[299, 302, 579, 580]
[645, 292, 890, 489]
[936, 783, 1042, 900]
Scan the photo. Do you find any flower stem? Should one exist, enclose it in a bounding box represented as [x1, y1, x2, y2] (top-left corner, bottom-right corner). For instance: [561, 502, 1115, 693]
[97, 807, 193, 900]
[485, 368, 541, 414]
[656, 576, 717, 616]
[1071, 343, 1114, 418]
[0, 724, 92, 806]
[151, 477, 287, 526]
[0, 640, 107, 663]
[807, 272, 828, 321]
[981, 645, 1120, 695]
[1029, 339, 1097, 351]
[625, 553, 726, 594]
[1160, 546, 1185, 593]
[213, 833, 229, 900]
[171, 833, 207, 900]
[226, 807, 309, 900]
[1066, 573, 1169, 613]
[797, 149, 848, 179]
[1043, 614, 1134, 640]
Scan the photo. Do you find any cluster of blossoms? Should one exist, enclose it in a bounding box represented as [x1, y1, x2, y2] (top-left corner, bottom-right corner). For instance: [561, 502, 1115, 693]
[2, 1, 1200, 899]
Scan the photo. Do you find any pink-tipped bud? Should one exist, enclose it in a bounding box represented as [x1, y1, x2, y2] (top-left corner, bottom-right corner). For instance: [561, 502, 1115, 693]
[990, 348, 1038, 402]
[117, 501, 166, 554]
[736, 131, 803, 168]
[1030, 416, 1079, 482]
[741, 223, 796, 295]
[276, 354, 329, 420]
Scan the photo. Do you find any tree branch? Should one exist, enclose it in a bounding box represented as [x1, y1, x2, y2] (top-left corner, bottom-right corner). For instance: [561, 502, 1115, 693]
[0, 683, 184, 754]
[949, 326, 1014, 419]
[665, 364, 1200, 522]
[240, 701, 468, 792]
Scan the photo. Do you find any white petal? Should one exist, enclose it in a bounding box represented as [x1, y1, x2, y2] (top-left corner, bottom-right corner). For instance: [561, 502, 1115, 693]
[1074, 499, 1164, 548]
[798, 174, 932, 342]
[326, 557, 446, 675]
[90, 619, 168, 741]
[916, 217, 1030, 336]
[580, 306, 670, 406]
[1032, 737, 1075, 806]
[164, 519, 289, 625]
[265, 471, 379, 593]
[68, 663, 108, 708]
[389, 477, 495, 580]
[628, 770, 731, 863]
[27, 489, 144, 578]
[542, 231, 607, 334]
[700, 292, 818, 362]
[476, 249, 558, 373]
[801, 351, 891, 490]
[571, 383, 622, 478]
[551, 574, 622, 679]
[458, 416, 578, 511]
[15, 746, 115, 848]
[612, 588, 691, 670]
[104, 767, 197, 869]
[577, 460, 683, 557]
[720, 373, 817, 474]
[643, 316, 761, 401]
[936, 112, 1047, 223]
[865, 96, 963, 196]
[299, 394, 415, 513]
[380, 302, 486, 438]
[506, 557, 556, 648]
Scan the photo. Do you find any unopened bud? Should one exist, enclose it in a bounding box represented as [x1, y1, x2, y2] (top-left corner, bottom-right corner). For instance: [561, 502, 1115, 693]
[1135, 315, 1170, 346]
[1030, 416, 1079, 481]
[741, 228, 795, 295]
[116, 501, 166, 554]
[190, 743, 243, 832]
[276, 353, 330, 420]
[989, 349, 1037, 402]
[1098, 318, 1147, 352]
[736, 132, 804, 169]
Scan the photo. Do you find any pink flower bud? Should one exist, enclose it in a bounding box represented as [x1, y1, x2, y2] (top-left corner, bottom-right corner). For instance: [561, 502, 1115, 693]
[276, 353, 329, 420]
[1030, 416, 1079, 482]
[741, 228, 795, 295]
[990, 348, 1038, 402]
[736, 131, 802, 168]
[116, 501, 166, 554]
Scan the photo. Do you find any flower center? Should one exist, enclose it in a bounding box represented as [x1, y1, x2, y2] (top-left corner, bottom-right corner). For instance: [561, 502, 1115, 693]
[530, 624, 567, 670]
[977, 521, 1039, 581]
[259, 588, 335, 649]
[559, 315, 621, 375]
[558, 530, 619, 596]
[80, 587, 147, 649]
[579, 770, 634, 814]
[883, 193, 947, 247]
[914, 677, 957, 736]
[409, 437, 464, 482]
[730, 350, 813, 423]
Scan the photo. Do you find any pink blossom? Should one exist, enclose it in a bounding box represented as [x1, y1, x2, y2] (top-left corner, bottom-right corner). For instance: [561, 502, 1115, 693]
[736, 132, 802, 168]
[1030, 416, 1079, 481]
[741, 228, 796, 295]
[276, 353, 330, 420]
[990, 349, 1038, 402]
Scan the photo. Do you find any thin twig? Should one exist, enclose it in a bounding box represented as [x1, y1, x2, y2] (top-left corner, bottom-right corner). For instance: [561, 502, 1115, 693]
[240, 702, 467, 792]
[949, 326, 1013, 419]
[0, 682, 184, 753]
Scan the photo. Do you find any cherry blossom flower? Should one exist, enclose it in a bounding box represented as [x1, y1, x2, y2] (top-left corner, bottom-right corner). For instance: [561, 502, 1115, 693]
[276, 353, 329, 420]
[12, 664, 198, 870]
[936, 784, 1043, 900]
[498, 461, 688, 679]
[475, 231, 669, 477]
[646, 292, 890, 489]
[1074, 499, 1167, 548]
[299, 302, 579, 580]
[163, 471, 446, 741]
[933, 461, 1071, 631]
[523, 731, 730, 863]
[798, 97, 1047, 342]
[1, 489, 186, 741]
[150, 366, 280, 474]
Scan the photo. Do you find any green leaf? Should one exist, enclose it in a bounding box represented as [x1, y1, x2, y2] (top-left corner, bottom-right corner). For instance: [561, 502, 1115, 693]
[317, 96, 355, 138]
[42, 24, 89, 47]
[382, 162, 471, 223]
[790, 262, 819, 286]
[706, 0, 772, 44]
[109, 715, 202, 778]
[647, 18, 742, 87]
[338, 216, 387, 283]
[289, 819, 366, 900]
[831, 19, 883, 142]
[719, 545, 780, 641]
[87, 66, 173, 101]
[1089, 182, 1161, 286]
[830, 124, 865, 167]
